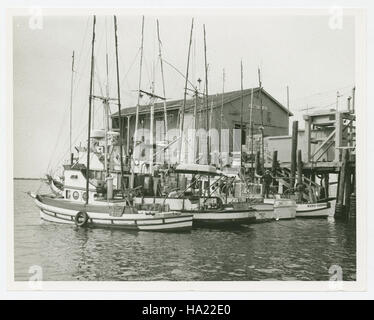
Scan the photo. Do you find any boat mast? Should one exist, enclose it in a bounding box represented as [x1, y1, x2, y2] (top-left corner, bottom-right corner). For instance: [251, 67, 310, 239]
[203, 24, 210, 197]
[220, 68, 225, 170]
[249, 87, 254, 181]
[131, 16, 145, 188]
[258, 67, 265, 173]
[150, 62, 155, 173]
[203, 24, 209, 165]
[104, 19, 109, 176]
[240, 60, 244, 175]
[156, 19, 169, 163]
[85, 15, 96, 205]
[114, 15, 125, 192]
[69, 50, 75, 164]
[179, 18, 194, 164]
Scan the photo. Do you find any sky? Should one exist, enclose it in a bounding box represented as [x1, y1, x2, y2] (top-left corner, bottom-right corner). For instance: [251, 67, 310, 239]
[13, 10, 355, 178]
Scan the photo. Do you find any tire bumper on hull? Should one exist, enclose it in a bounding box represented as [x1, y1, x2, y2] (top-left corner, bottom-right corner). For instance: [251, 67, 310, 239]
[37, 200, 193, 232]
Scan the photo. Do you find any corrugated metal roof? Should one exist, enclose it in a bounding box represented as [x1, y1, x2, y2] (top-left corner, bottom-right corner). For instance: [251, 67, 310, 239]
[111, 87, 293, 117]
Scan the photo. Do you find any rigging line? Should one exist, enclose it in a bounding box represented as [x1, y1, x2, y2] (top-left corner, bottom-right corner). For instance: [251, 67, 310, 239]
[161, 58, 197, 91]
[50, 120, 90, 174]
[289, 85, 354, 103]
[45, 98, 72, 174]
[120, 48, 141, 86]
[75, 17, 90, 72]
[142, 56, 153, 92]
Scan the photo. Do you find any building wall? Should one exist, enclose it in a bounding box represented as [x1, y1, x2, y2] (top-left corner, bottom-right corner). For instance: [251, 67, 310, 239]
[112, 92, 289, 165]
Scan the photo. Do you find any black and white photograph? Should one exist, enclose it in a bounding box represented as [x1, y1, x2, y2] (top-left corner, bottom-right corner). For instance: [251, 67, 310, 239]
[3, 5, 367, 293]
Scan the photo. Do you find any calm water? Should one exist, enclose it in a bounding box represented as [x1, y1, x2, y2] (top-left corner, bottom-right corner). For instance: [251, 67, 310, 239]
[14, 180, 356, 281]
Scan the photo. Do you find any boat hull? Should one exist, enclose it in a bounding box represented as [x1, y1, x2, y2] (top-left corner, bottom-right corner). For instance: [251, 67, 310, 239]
[190, 210, 256, 226]
[296, 202, 331, 218]
[252, 200, 297, 220]
[134, 196, 256, 226]
[35, 196, 193, 232]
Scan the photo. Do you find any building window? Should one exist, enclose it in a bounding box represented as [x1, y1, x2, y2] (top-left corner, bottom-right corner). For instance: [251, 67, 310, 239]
[112, 118, 119, 129]
[267, 111, 271, 123]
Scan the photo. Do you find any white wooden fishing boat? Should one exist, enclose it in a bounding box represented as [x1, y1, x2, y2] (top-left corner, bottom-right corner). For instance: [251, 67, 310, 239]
[264, 198, 328, 218]
[33, 164, 193, 232]
[29, 192, 192, 232]
[295, 202, 331, 218]
[252, 199, 296, 220]
[29, 16, 193, 233]
[131, 164, 256, 227]
[134, 195, 256, 227]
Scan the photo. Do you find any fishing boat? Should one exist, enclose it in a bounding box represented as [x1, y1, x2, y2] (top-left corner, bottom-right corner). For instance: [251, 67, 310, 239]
[29, 16, 193, 233]
[264, 198, 328, 218]
[29, 191, 192, 232]
[214, 172, 297, 221]
[133, 164, 257, 227]
[295, 202, 331, 218]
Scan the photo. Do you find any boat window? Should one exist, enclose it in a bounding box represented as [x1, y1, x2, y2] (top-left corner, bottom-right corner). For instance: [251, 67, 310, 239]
[70, 175, 78, 179]
[95, 171, 102, 180]
[73, 191, 79, 200]
[65, 190, 71, 199]
[82, 192, 87, 201]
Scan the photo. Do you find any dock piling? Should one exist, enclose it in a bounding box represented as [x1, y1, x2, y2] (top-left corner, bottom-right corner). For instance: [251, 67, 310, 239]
[335, 149, 350, 219]
[297, 149, 303, 202]
[290, 121, 298, 190]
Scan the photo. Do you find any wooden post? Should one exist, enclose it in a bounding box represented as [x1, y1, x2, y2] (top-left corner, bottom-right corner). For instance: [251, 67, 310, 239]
[344, 166, 352, 219]
[335, 112, 343, 162]
[272, 150, 278, 186]
[335, 149, 350, 218]
[303, 115, 311, 163]
[290, 121, 298, 189]
[324, 173, 329, 199]
[297, 149, 303, 202]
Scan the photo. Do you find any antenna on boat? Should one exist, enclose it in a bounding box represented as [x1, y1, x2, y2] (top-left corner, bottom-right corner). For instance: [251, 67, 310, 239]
[114, 15, 125, 193]
[179, 18, 194, 164]
[156, 19, 169, 163]
[69, 50, 75, 165]
[85, 15, 96, 205]
[131, 16, 145, 188]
